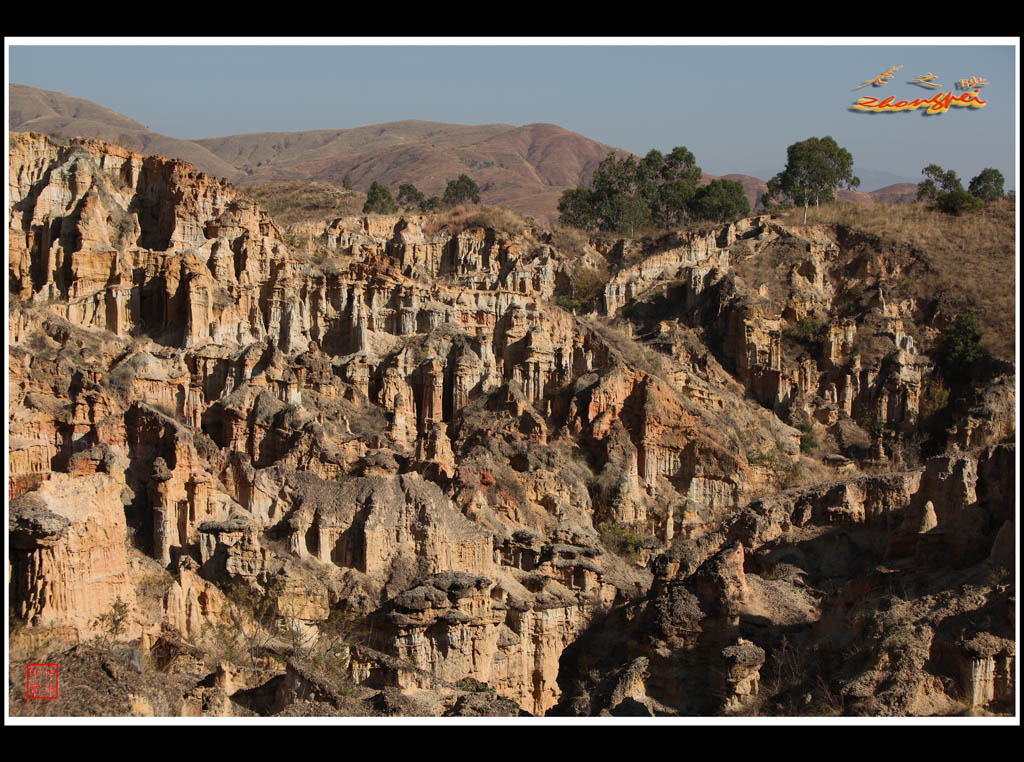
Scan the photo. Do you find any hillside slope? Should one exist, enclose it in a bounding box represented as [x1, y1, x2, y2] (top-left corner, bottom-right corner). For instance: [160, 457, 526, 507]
[197, 120, 629, 222]
[10, 83, 246, 182]
[10, 85, 628, 223]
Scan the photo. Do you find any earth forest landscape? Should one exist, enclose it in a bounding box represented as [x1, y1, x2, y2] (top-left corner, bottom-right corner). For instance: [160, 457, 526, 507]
[5, 39, 1019, 724]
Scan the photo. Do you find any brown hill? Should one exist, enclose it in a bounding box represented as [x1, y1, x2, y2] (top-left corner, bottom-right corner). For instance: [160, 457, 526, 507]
[9, 84, 246, 182]
[198, 120, 629, 223]
[867, 182, 919, 205]
[11, 84, 631, 225]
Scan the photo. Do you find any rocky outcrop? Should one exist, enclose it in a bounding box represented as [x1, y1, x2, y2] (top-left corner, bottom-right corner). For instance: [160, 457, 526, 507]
[369, 560, 623, 715]
[10, 472, 136, 637]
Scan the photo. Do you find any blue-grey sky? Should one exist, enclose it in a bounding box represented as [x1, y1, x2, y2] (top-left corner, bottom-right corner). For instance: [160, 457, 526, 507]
[7, 41, 1018, 190]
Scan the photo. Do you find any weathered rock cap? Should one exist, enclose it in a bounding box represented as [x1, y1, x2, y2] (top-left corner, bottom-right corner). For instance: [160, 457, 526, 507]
[389, 572, 493, 614]
[9, 493, 72, 548]
[197, 516, 257, 535]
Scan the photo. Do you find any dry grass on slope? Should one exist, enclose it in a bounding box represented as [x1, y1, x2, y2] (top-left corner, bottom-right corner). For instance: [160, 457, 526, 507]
[779, 199, 1017, 362]
[239, 181, 366, 226]
[419, 204, 537, 236]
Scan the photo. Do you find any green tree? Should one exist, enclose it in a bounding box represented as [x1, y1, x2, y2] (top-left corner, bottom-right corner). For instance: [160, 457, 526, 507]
[557, 187, 600, 229]
[609, 193, 652, 237]
[590, 153, 646, 232]
[689, 178, 751, 222]
[342, 174, 354, 191]
[967, 168, 1005, 201]
[397, 183, 426, 210]
[362, 181, 398, 214]
[557, 147, 703, 233]
[759, 191, 788, 213]
[937, 187, 983, 215]
[442, 174, 482, 207]
[938, 312, 984, 384]
[652, 146, 702, 227]
[917, 164, 961, 201]
[766, 137, 860, 223]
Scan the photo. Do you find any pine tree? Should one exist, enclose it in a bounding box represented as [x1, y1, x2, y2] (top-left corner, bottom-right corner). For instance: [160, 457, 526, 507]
[362, 181, 398, 214]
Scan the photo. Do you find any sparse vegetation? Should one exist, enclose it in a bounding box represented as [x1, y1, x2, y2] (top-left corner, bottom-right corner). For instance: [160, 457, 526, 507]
[918, 164, 997, 215]
[917, 376, 952, 444]
[92, 596, 130, 646]
[748, 445, 804, 488]
[791, 314, 825, 347]
[555, 266, 608, 314]
[136, 569, 174, 609]
[857, 413, 884, 439]
[206, 577, 287, 670]
[204, 621, 245, 665]
[549, 226, 591, 260]
[240, 181, 364, 225]
[598, 522, 644, 562]
[457, 677, 495, 693]
[9, 615, 75, 663]
[987, 566, 1010, 588]
[283, 610, 358, 695]
[781, 198, 1014, 362]
[797, 423, 817, 453]
[420, 204, 533, 236]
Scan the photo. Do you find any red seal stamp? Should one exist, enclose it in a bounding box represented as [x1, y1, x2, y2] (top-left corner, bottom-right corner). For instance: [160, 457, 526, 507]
[27, 663, 58, 699]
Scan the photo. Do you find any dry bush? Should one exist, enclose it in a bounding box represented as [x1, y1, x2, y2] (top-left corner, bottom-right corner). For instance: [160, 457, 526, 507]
[549, 226, 591, 260]
[420, 204, 533, 236]
[240, 182, 366, 226]
[556, 265, 611, 314]
[133, 558, 175, 620]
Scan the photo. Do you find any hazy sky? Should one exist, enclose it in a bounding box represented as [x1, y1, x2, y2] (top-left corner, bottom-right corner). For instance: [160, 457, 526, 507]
[7, 39, 1018, 190]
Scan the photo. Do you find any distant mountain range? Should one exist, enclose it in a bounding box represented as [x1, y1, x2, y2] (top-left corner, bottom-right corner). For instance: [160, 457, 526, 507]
[9, 84, 920, 223]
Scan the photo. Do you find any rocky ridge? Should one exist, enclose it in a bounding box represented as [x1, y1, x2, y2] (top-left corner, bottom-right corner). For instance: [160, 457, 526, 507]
[7, 132, 1015, 718]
